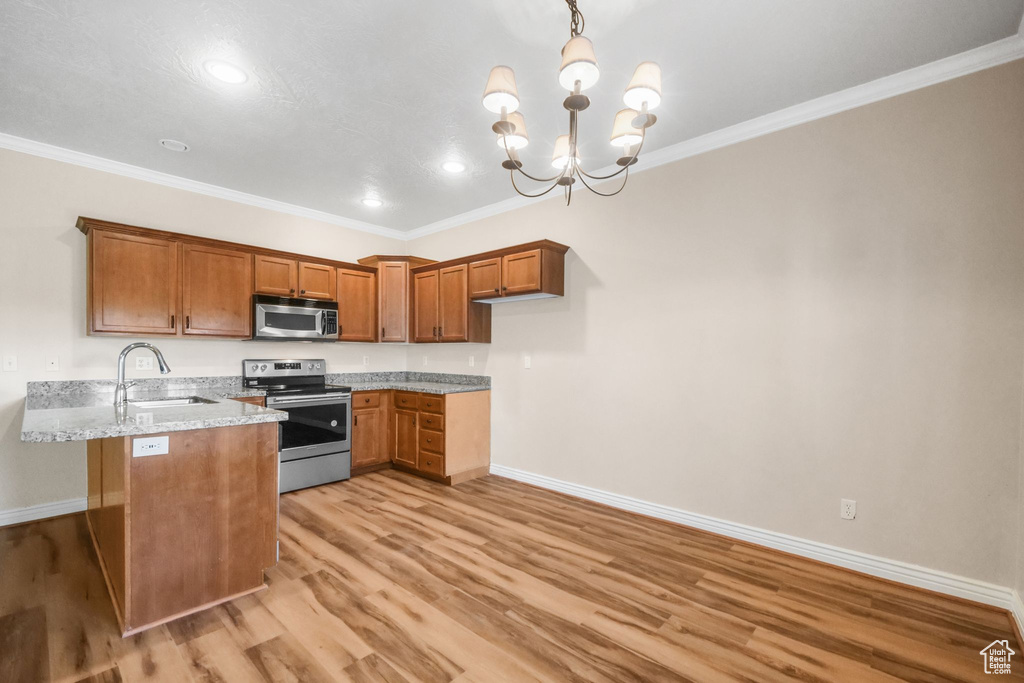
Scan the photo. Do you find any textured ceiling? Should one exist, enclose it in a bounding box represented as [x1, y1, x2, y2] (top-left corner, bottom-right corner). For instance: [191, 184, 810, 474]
[1, 0, 1022, 231]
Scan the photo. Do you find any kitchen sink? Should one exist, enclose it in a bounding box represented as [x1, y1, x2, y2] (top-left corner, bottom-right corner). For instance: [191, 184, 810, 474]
[128, 396, 217, 408]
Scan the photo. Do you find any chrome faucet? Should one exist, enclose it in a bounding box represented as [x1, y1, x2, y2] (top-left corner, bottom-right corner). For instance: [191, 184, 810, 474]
[114, 343, 171, 406]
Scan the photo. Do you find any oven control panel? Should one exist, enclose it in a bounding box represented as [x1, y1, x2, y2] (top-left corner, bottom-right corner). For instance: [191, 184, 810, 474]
[243, 359, 326, 379]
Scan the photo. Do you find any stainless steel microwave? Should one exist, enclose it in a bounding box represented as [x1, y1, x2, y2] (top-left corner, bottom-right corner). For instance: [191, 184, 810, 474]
[252, 295, 338, 342]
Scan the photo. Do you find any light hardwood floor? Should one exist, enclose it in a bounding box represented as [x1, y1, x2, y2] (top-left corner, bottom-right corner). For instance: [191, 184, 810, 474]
[1, 470, 1020, 682]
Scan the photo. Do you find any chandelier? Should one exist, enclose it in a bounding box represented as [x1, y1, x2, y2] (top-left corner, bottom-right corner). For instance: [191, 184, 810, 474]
[482, 0, 662, 204]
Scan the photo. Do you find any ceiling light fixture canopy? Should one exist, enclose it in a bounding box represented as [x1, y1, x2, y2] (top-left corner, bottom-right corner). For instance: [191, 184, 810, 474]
[483, 0, 661, 204]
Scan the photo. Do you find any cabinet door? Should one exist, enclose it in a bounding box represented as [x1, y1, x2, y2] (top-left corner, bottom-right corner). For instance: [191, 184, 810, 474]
[393, 409, 418, 467]
[501, 249, 543, 295]
[254, 255, 298, 297]
[352, 406, 385, 468]
[338, 268, 377, 342]
[413, 271, 439, 343]
[181, 244, 253, 338]
[379, 261, 409, 342]
[468, 258, 502, 300]
[90, 230, 179, 335]
[439, 265, 468, 342]
[298, 262, 337, 300]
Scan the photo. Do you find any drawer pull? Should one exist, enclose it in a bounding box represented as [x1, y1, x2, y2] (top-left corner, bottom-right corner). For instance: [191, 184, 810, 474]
[364, 398, 370, 403]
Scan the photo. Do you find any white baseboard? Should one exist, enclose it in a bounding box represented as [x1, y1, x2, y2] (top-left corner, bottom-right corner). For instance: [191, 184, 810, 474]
[0, 497, 87, 528]
[489, 464, 1021, 620]
[1011, 590, 1024, 640]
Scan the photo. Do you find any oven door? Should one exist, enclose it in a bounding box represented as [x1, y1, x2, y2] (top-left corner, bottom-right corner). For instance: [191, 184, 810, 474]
[267, 394, 351, 461]
[255, 302, 328, 341]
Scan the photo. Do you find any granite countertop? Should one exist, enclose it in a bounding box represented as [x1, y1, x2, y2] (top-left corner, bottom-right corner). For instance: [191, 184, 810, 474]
[22, 384, 286, 443]
[22, 371, 490, 443]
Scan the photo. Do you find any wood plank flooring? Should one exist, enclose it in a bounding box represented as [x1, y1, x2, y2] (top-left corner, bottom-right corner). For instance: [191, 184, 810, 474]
[1, 470, 1020, 682]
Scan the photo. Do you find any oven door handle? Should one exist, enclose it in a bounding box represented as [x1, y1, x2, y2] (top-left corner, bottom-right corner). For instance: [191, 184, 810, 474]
[267, 395, 351, 406]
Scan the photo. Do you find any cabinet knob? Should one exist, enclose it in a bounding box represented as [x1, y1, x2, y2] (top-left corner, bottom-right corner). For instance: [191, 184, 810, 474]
[494, 288, 499, 292]
[301, 289, 306, 294]
[364, 398, 370, 403]
[290, 288, 295, 294]
[502, 286, 508, 291]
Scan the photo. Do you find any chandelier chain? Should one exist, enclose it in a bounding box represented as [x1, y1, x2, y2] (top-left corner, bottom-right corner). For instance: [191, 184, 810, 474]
[565, 0, 585, 36]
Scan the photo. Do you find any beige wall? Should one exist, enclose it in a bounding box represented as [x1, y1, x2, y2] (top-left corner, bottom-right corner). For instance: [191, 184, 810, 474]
[0, 149, 406, 512]
[406, 60, 1024, 586]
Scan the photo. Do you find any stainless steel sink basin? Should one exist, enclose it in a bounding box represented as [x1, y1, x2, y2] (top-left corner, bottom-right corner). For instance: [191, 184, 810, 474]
[128, 396, 216, 408]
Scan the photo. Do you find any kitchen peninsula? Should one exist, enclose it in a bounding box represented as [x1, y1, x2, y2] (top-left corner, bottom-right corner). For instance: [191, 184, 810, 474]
[20, 370, 490, 636]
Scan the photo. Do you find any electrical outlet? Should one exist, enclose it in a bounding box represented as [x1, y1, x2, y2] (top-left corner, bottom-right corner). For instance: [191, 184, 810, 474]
[422, 355, 429, 367]
[45, 356, 59, 372]
[524, 355, 531, 369]
[3, 355, 17, 372]
[132, 436, 168, 457]
[841, 499, 856, 520]
[362, 356, 369, 367]
[468, 355, 475, 368]
[136, 357, 154, 370]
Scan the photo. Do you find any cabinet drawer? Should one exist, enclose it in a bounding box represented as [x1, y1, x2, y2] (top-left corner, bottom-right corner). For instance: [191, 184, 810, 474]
[395, 392, 418, 410]
[418, 452, 444, 476]
[419, 429, 444, 455]
[418, 395, 444, 414]
[419, 412, 444, 431]
[353, 392, 381, 408]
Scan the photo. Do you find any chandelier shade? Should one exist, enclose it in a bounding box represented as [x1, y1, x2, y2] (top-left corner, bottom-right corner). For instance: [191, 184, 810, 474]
[551, 134, 580, 170]
[482, 66, 521, 113]
[558, 36, 600, 91]
[495, 111, 529, 150]
[610, 109, 643, 147]
[623, 61, 662, 110]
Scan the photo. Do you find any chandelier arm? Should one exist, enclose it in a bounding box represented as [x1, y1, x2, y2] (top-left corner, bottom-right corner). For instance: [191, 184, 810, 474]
[500, 134, 564, 183]
[576, 165, 630, 197]
[577, 130, 646, 181]
[510, 170, 564, 199]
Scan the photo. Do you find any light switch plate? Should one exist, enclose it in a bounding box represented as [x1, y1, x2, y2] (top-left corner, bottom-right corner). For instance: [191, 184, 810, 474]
[523, 355, 531, 369]
[362, 356, 369, 366]
[3, 355, 17, 372]
[46, 356, 59, 372]
[133, 436, 168, 457]
[136, 357, 154, 370]
[468, 355, 475, 368]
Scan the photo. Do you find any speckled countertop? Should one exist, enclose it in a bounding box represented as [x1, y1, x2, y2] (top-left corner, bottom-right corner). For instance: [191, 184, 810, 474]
[21, 372, 490, 443]
[21, 385, 285, 443]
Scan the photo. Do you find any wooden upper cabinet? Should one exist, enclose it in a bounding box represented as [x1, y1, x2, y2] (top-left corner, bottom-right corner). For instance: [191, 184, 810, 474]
[501, 249, 544, 295]
[254, 255, 298, 297]
[413, 270, 440, 343]
[379, 261, 409, 342]
[89, 230, 179, 335]
[298, 262, 336, 300]
[468, 258, 502, 300]
[337, 268, 376, 342]
[181, 244, 253, 338]
[439, 265, 469, 342]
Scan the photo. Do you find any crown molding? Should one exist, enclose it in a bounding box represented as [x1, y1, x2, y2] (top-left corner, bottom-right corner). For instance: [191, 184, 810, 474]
[0, 133, 407, 241]
[3, 33, 1022, 243]
[407, 34, 1024, 241]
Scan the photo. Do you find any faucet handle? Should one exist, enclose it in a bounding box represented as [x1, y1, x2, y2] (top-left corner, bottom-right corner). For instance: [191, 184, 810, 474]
[122, 380, 137, 390]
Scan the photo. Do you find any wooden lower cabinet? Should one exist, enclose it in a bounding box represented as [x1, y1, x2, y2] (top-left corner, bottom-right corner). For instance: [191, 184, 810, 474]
[386, 390, 490, 485]
[230, 396, 266, 407]
[351, 391, 388, 469]
[86, 424, 278, 636]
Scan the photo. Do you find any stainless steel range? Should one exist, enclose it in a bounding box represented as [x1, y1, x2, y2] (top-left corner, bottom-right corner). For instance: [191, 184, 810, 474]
[243, 359, 351, 493]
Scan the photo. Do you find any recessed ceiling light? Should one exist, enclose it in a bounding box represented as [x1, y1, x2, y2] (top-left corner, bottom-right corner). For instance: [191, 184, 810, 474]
[441, 160, 466, 174]
[159, 139, 189, 152]
[204, 60, 248, 84]
[361, 197, 383, 208]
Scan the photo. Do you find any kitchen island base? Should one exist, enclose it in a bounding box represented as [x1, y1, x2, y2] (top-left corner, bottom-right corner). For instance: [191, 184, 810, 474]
[86, 422, 278, 637]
